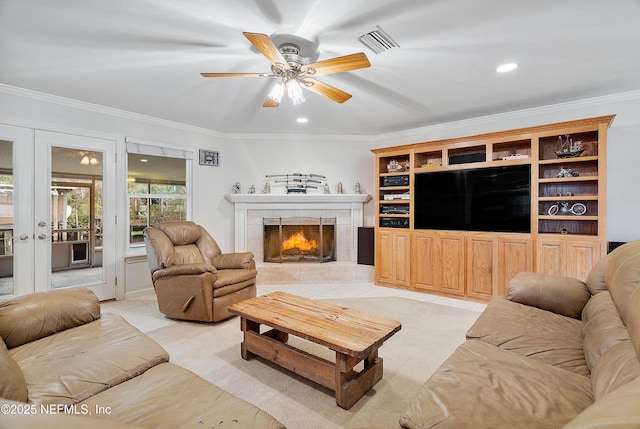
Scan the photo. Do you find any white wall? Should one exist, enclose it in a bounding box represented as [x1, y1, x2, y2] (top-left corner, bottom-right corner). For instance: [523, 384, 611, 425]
[221, 135, 377, 248]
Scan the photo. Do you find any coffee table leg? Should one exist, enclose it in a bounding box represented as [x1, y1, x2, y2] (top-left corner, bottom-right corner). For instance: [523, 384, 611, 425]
[240, 317, 259, 360]
[335, 350, 384, 409]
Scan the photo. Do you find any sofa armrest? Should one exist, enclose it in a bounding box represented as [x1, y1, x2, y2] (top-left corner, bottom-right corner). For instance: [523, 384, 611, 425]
[151, 263, 217, 282]
[213, 252, 255, 270]
[0, 288, 100, 348]
[506, 272, 591, 319]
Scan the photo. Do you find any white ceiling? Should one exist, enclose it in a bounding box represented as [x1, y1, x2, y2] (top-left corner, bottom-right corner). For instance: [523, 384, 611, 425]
[1, 0, 639, 137]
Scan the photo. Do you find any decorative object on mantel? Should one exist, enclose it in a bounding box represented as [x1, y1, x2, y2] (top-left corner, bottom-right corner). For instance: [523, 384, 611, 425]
[556, 135, 584, 158]
[323, 183, 330, 194]
[353, 182, 361, 194]
[265, 173, 327, 194]
[232, 181, 241, 194]
[248, 184, 255, 194]
[263, 181, 271, 194]
[336, 181, 343, 194]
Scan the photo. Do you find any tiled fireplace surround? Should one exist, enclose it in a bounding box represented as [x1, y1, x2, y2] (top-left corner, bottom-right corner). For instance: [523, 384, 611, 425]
[226, 194, 373, 284]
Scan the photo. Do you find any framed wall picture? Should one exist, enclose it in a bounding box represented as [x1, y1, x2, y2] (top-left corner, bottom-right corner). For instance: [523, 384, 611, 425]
[199, 150, 219, 166]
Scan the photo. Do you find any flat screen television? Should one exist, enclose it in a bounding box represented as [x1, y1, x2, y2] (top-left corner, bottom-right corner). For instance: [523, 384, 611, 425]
[414, 165, 531, 233]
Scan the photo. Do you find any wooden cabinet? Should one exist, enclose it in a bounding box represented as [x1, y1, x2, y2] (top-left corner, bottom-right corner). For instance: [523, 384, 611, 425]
[465, 234, 533, 299]
[497, 235, 533, 295]
[412, 231, 464, 295]
[437, 232, 466, 296]
[412, 232, 436, 291]
[376, 229, 410, 287]
[536, 236, 600, 281]
[372, 115, 614, 299]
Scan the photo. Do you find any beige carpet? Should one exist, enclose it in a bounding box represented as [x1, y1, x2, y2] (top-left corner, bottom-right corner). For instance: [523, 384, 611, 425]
[145, 297, 481, 429]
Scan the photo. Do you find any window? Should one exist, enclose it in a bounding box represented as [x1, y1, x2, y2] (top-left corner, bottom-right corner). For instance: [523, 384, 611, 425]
[126, 140, 191, 248]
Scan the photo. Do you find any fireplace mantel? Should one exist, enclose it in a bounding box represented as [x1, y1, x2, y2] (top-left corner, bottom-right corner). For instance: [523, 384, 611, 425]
[226, 193, 371, 262]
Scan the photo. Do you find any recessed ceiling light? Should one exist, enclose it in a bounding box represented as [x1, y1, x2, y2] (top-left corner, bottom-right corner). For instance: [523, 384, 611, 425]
[496, 63, 518, 73]
[296, 117, 308, 123]
[140, 158, 148, 163]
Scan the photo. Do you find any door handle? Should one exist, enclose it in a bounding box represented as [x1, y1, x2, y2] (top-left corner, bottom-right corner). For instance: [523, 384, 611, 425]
[37, 233, 48, 240]
[19, 234, 29, 241]
[38, 221, 47, 227]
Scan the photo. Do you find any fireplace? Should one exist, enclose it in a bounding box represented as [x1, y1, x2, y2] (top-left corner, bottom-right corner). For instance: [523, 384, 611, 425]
[263, 217, 336, 263]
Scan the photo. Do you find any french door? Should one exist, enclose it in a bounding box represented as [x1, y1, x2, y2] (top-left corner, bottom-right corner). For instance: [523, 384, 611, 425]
[0, 125, 116, 300]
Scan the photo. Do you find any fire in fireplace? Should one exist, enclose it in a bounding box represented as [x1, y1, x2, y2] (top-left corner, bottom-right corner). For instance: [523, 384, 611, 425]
[263, 217, 336, 263]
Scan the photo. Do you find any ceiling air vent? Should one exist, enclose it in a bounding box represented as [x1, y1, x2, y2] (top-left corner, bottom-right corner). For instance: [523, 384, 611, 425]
[358, 26, 399, 54]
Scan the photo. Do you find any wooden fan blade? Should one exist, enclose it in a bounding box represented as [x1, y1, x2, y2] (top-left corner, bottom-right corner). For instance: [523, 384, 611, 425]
[243, 32, 290, 69]
[200, 72, 273, 78]
[263, 97, 280, 107]
[302, 78, 352, 103]
[301, 52, 370, 76]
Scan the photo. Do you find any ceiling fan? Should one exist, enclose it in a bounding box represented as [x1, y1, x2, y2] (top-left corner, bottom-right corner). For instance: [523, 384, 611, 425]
[201, 32, 371, 107]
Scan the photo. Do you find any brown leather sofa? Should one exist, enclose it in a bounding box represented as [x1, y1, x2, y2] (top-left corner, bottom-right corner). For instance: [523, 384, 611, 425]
[400, 239, 640, 428]
[144, 221, 257, 322]
[0, 288, 285, 429]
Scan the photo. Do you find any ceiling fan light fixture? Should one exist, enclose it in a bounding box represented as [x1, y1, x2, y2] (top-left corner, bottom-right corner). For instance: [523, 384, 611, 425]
[80, 155, 90, 165]
[286, 79, 305, 105]
[268, 82, 285, 103]
[89, 156, 99, 166]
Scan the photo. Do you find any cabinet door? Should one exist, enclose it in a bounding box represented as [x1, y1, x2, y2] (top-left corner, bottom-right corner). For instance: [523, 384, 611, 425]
[437, 232, 465, 296]
[412, 232, 436, 291]
[376, 229, 411, 287]
[567, 239, 601, 282]
[498, 236, 533, 295]
[536, 238, 567, 277]
[466, 235, 497, 300]
[376, 230, 395, 284]
[393, 230, 411, 287]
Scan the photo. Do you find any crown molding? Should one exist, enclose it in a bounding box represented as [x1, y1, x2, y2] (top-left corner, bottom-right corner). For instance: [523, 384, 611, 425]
[2, 83, 639, 143]
[0, 83, 225, 138]
[375, 90, 640, 144]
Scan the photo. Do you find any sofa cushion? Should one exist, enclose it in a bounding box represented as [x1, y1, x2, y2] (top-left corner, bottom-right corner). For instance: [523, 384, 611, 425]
[581, 291, 630, 371]
[0, 337, 28, 402]
[10, 313, 169, 405]
[564, 376, 640, 429]
[1, 413, 142, 429]
[605, 240, 640, 323]
[399, 340, 593, 429]
[80, 362, 285, 429]
[591, 341, 640, 400]
[466, 297, 588, 375]
[586, 247, 613, 295]
[0, 288, 100, 348]
[506, 272, 590, 319]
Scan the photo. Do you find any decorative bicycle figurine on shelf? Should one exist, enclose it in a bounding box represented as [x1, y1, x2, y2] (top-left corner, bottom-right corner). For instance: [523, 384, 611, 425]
[556, 167, 579, 178]
[548, 201, 587, 216]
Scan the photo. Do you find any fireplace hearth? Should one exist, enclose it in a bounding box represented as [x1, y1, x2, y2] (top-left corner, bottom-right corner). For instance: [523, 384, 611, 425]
[263, 217, 336, 263]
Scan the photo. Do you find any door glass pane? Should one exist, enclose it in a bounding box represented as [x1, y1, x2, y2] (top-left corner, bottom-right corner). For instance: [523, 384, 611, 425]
[50, 147, 104, 289]
[0, 140, 13, 296]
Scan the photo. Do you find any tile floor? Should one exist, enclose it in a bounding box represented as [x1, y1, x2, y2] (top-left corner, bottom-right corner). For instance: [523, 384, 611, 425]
[102, 282, 486, 333]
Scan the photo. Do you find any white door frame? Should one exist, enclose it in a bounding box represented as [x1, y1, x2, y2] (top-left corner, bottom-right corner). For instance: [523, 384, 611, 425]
[34, 130, 116, 300]
[0, 124, 34, 297]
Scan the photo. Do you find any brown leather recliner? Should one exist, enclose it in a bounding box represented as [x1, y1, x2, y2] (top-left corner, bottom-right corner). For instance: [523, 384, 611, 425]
[143, 221, 257, 322]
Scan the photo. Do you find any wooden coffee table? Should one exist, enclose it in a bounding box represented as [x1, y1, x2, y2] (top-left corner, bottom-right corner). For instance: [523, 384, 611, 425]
[228, 291, 402, 409]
